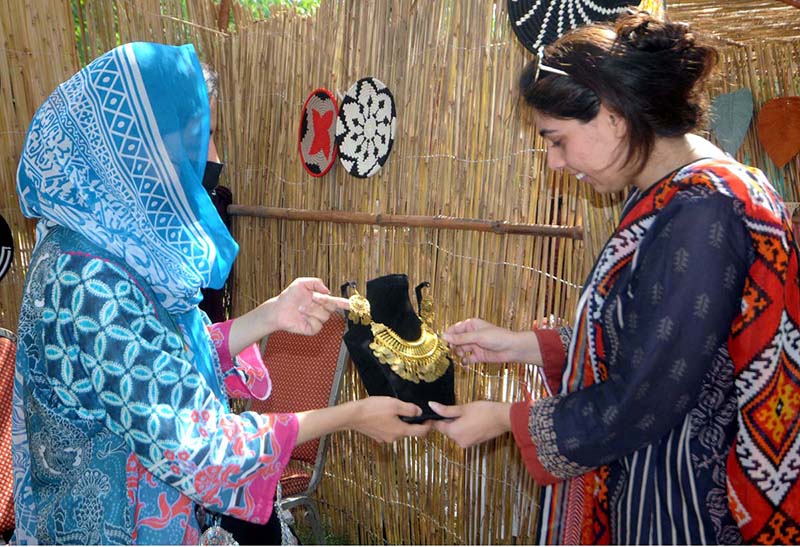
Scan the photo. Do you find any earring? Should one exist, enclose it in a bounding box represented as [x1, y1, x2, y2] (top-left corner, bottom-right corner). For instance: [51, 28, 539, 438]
[415, 281, 435, 328]
[348, 290, 372, 326]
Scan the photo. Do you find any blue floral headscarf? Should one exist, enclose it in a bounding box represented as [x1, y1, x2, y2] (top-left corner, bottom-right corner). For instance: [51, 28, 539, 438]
[16, 42, 237, 403]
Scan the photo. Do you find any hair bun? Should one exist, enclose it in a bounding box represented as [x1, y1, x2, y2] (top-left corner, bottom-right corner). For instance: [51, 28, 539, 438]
[616, 11, 695, 54]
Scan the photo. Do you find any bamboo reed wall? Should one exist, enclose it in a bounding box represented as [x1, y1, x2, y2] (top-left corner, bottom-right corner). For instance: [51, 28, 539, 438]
[0, 0, 79, 338]
[224, 5, 574, 541]
[1, 0, 798, 544]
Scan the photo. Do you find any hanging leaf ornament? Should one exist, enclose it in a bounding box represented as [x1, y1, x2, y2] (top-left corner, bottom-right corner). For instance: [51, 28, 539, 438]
[710, 88, 753, 156]
[757, 97, 800, 168]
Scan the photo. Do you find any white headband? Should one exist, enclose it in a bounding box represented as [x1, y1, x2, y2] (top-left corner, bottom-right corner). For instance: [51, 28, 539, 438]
[535, 48, 569, 79]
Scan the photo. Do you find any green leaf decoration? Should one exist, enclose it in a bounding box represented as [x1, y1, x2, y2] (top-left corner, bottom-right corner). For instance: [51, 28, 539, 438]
[710, 88, 753, 156]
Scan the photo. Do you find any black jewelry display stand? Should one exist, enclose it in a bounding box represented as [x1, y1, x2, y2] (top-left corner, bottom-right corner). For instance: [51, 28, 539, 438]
[342, 274, 455, 423]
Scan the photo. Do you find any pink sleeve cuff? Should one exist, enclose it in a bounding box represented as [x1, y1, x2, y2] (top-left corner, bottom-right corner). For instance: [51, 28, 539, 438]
[208, 320, 272, 400]
[208, 319, 235, 370]
[533, 328, 567, 396]
[229, 343, 272, 400]
[510, 401, 560, 485]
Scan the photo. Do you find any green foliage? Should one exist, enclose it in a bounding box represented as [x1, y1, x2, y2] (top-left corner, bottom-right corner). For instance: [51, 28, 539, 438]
[236, 0, 320, 18]
[292, 516, 352, 545]
[71, 0, 321, 65]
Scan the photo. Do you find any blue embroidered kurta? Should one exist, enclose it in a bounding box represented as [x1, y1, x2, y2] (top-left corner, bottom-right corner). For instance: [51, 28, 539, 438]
[13, 227, 297, 544]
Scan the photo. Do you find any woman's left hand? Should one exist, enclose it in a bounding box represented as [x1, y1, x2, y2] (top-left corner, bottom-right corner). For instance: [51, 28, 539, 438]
[264, 277, 350, 336]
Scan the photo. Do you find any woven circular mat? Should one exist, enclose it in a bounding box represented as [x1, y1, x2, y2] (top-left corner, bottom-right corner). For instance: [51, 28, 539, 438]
[335, 77, 397, 178]
[298, 88, 339, 177]
[0, 213, 13, 283]
[508, 0, 636, 53]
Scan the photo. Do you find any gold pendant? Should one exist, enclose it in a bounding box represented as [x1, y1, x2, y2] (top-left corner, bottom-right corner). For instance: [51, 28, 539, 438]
[347, 292, 372, 325]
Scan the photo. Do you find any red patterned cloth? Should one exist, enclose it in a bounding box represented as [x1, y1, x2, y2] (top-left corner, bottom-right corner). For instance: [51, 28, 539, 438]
[0, 333, 16, 534]
[251, 313, 346, 492]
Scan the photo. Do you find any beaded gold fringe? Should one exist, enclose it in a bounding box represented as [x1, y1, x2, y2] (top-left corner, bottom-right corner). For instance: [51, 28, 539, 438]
[369, 322, 450, 384]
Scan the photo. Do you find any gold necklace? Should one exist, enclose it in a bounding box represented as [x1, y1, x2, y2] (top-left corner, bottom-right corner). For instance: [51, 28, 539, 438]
[348, 290, 451, 384]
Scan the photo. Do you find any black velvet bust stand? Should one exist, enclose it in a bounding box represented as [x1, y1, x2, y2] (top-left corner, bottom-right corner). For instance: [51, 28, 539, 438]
[343, 274, 455, 423]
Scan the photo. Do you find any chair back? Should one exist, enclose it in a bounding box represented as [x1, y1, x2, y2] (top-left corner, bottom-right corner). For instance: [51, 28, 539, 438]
[251, 312, 347, 466]
[0, 329, 17, 535]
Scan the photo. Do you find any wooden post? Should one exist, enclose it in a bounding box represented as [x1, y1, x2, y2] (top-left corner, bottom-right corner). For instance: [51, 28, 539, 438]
[228, 204, 584, 239]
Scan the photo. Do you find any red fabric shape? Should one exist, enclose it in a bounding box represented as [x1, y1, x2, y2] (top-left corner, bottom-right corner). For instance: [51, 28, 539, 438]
[298, 88, 338, 177]
[250, 313, 346, 493]
[0, 335, 16, 533]
[309, 110, 334, 160]
[278, 461, 313, 497]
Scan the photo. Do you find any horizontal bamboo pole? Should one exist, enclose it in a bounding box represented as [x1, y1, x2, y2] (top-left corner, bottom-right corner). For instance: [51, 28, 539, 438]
[228, 204, 584, 239]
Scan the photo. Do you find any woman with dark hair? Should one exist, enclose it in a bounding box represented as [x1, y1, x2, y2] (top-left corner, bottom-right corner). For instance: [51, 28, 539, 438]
[433, 10, 800, 545]
[12, 42, 430, 545]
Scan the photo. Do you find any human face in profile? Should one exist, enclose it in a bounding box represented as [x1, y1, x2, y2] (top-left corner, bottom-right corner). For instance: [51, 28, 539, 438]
[207, 98, 220, 163]
[534, 105, 634, 194]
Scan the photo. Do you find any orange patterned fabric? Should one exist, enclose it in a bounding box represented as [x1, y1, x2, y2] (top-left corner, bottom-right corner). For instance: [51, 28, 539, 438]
[251, 313, 346, 479]
[0, 335, 16, 533]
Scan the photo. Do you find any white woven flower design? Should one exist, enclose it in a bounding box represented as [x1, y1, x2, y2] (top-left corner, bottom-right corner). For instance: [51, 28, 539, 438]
[336, 78, 396, 178]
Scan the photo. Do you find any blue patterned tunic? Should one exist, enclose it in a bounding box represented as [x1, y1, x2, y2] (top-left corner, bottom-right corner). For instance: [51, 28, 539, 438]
[13, 227, 296, 544]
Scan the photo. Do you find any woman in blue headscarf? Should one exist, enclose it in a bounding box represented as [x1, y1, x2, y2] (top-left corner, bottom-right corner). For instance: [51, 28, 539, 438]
[12, 42, 430, 545]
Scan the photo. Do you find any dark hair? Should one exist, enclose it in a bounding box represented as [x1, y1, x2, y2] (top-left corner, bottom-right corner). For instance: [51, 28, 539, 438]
[201, 62, 219, 101]
[519, 9, 718, 174]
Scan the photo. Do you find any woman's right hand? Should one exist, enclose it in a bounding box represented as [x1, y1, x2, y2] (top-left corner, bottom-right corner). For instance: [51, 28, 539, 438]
[294, 397, 431, 445]
[261, 277, 350, 337]
[227, 277, 349, 356]
[442, 318, 538, 364]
